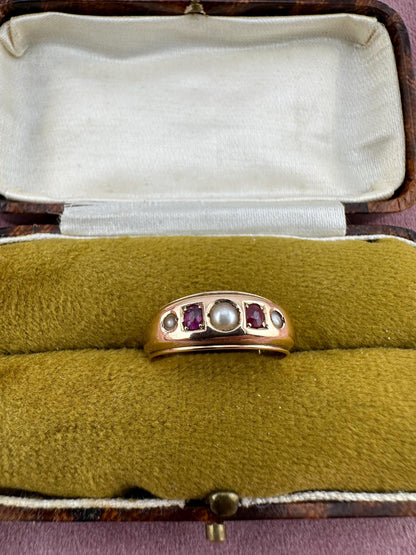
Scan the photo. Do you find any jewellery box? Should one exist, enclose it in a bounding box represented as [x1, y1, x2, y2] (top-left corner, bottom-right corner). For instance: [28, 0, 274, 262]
[0, 0, 415, 542]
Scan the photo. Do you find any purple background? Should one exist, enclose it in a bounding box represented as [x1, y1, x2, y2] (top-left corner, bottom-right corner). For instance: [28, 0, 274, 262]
[1, 0, 416, 553]
[2, 518, 416, 555]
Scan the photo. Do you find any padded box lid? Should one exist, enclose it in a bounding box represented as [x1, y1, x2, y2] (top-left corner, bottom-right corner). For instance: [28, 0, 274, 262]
[0, 2, 414, 238]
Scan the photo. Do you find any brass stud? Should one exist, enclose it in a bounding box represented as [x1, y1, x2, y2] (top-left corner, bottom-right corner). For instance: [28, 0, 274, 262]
[208, 491, 239, 517]
[204, 492, 239, 543]
[205, 523, 226, 543]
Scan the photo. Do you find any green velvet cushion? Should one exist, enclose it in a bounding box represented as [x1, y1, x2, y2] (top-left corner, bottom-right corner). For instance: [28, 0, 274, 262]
[1, 236, 415, 499]
[0, 236, 414, 353]
[1, 348, 415, 499]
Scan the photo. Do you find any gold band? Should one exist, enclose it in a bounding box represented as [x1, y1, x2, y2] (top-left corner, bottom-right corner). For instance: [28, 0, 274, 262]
[144, 291, 294, 360]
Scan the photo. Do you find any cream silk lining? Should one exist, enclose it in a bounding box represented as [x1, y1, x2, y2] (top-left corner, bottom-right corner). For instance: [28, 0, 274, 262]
[0, 12, 405, 209]
[59, 200, 347, 237]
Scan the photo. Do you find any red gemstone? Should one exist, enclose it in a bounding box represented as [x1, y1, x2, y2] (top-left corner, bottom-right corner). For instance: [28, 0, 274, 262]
[245, 303, 265, 328]
[183, 304, 203, 331]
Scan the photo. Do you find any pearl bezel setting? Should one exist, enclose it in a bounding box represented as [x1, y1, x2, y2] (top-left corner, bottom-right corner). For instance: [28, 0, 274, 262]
[208, 300, 241, 332]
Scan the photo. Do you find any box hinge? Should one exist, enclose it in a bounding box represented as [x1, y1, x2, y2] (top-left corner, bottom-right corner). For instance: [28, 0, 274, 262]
[184, 0, 206, 15]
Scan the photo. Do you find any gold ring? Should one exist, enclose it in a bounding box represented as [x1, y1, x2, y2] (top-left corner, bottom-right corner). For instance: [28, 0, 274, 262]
[144, 291, 294, 360]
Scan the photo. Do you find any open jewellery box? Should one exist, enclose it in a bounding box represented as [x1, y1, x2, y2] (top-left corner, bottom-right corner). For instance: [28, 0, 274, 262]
[0, 0, 416, 541]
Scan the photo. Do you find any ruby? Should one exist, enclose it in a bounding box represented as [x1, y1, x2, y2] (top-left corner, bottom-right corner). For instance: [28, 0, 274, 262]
[245, 303, 265, 329]
[183, 304, 203, 331]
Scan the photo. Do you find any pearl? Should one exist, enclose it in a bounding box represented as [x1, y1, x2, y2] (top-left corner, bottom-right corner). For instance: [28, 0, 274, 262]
[209, 301, 240, 331]
[162, 313, 178, 331]
[271, 310, 284, 329]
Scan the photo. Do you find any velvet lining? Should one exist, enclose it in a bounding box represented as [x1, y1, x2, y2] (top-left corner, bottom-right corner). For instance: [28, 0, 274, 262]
[0, 236, 414, 354]
[0, 236, 415, 499]
[1, 348, 415, 499]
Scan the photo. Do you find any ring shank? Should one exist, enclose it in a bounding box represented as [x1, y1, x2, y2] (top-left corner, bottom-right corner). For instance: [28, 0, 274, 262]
[146, 343, 290, 360]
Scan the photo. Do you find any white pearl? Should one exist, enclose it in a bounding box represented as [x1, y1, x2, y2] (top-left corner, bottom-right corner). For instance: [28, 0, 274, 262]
[271, 310, 284, 329]
[163, 313, 178, 331]
[209, 302, 240, 331]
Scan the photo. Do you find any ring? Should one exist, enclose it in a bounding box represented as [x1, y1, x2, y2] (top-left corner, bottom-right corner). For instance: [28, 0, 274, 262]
[144, 291, 294, 359]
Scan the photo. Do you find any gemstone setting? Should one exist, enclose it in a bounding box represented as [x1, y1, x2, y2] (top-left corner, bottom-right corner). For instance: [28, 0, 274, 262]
[162, 312, 178, 332]
[209, 301, 240, 332]
[183, 304, 204, 331]
[271, 310, 284, 329]
[245, 303, 265, 329]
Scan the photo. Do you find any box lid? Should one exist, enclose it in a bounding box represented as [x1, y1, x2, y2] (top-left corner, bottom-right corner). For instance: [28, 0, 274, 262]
[0, 4, 414, 238]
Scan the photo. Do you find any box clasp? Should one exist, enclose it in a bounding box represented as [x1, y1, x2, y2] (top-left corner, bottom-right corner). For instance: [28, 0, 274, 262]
[205, 491, 239, 542]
